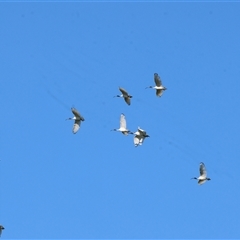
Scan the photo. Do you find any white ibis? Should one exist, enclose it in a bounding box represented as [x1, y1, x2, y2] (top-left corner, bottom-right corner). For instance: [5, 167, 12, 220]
[133, 127, 150, 147]
[146, 73, 167, 97]
[66, 107, 85, 134]
[112, 113, 133, 135]
[114, 87, 132, 105]
[192, 162, 211, 185]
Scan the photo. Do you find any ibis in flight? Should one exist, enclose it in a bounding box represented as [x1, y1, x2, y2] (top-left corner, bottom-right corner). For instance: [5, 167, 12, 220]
[133, 127, 150, 147]
[66, 107, 85, 134]
[146, 73, 167, 97]
[192, 162, 211, 185]
[112, 113, 133, 135]
[114, 87, 132, 105]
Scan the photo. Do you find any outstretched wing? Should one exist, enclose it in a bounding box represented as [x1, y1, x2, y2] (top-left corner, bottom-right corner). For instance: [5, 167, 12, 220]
[0, 225, 4, 237]
[198, 179, 207, 185]
[134, 135, 141, 146]
[124, 97, 131, 105]
[73, 120, 81, 134]
[119, 87, 128, 97]
[138, 127, 147, 136]
[156, 89, 164, 97]
[71, 107, 80, 117]
[139, 137, 144, 145]
[154, 73, 162, 87]
[199, 162, 207, 178]
[71, 107, 84, 121]
[120, 114, 127, 129]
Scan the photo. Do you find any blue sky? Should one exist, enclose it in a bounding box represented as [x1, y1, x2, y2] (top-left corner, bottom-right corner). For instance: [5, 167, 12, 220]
[1, 2, 240, 239]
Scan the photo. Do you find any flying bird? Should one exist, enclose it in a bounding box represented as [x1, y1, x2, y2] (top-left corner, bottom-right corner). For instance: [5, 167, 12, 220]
[0, 225, 4, 237]
[192, 162, 211, 185]
[146, 73, 167, 97]
[114, 87, 133, 105]
[111, 113, 133, 135]
[66, 107, 85, 134]
[133, 127, 150, 147]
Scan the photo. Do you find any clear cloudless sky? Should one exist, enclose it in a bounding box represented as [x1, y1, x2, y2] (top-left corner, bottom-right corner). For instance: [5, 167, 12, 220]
[1, 1, 240, 239]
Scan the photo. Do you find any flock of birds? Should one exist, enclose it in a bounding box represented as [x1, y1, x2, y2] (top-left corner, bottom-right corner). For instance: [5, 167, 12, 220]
[65, 72, 211, 185]
[0, 73, 211, 238]
[66, 72, 166, 146]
